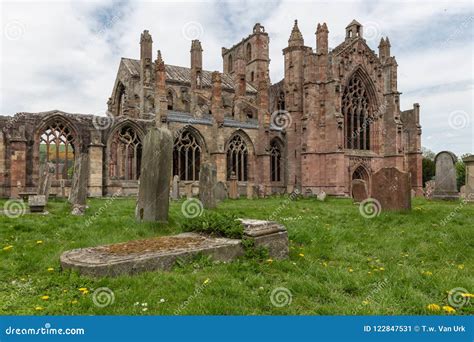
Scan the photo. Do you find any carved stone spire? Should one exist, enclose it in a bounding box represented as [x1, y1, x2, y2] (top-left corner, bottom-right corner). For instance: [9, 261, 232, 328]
[288, 20, 304, 47]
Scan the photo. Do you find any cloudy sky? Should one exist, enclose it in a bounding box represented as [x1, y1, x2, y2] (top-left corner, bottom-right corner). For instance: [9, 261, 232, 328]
[1, 0, 473, 155]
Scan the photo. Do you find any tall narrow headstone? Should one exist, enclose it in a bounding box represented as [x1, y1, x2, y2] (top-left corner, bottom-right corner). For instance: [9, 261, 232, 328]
[215, 181, 227, 202]
[433, 151, 459, 200]
[199, 163, 217, 209]
[37, 164, 52, 200]
[69, 152, 89, 215]
[171, 175, 180, 200]
[371, 167, 411, 211]
[228, 172, 238, 199]
[136, 127, 173, 223]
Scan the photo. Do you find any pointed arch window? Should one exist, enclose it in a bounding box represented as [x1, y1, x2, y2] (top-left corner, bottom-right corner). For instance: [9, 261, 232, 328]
[246, 44, 252, 62]
[342, 74, 372, 150]
[39, 121, 76, 180]
[228, 55, 233, 73]
[109, 126, 142, 180]
[226, 135, 248, 181]
[167, 91, 174, 110]
[270, 140, 283, 182]
[173, 130, 201, 181]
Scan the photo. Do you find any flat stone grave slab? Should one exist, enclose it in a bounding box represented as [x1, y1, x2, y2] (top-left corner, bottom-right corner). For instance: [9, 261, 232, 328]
[28, 195, 46, 213]
[61, 219, 289, 277]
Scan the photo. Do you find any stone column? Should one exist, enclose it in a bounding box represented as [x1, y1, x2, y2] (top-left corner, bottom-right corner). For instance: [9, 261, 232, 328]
[88, 130, 104, 197]
[9, 132, 27, 199]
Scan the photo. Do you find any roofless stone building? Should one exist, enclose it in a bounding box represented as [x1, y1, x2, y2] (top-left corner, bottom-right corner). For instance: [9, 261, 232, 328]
[0, 20, 422, 198]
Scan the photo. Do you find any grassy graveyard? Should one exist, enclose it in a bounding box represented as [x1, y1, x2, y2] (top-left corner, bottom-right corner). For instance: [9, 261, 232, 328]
[0, 196, 472, 315]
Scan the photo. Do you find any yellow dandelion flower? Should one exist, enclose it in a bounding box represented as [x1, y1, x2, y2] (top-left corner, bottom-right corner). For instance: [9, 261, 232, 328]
[457, 264, 464, 270]
[41, 295, 49, 300]
[348, 268, 354, 273]
[379, 267, 385, 271]
[322, 262, 328, 267]
[299, 253, 304, 257]
[78, 287, 87, 292]
[47, 267, 54, 272]
[81, 289, 89, 295]
[71, 300, 78, 304]
[203, 278, 210, 285]
[36, 240, 43, 244]
[367, 271, 372, 275]
[362, 300, 369, 305]
[461, 293, 474, 298]
[442, 305, 456, 314]
[3, 245, 13, 251]
[35, 306, 44, 311]
[427, 304, 440, 312]
[266, 258, 273, 263]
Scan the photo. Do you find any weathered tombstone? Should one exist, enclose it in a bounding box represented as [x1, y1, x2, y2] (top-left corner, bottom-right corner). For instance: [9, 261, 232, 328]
[215, 181, 227, 202]
[257, 184, 266, 198]
[37, 164, 52, 200]
[199, 163, 217, 209]
[171, 175, 180, 200]
[433, 151, 459, 200]
[411, 189, 416, 199]
[136, 127, 173, 223]
[351, 179, 368, 203]
[184, 182, 193, 199]
[69, 152, 89, 215]
[317, 190, 327, 201]
[304, 188, 313, 197]
[462, 155, 474, 201]
[424, 180, 435, 199]
[371, 167, 411, 211]
[246, 182, 254, 199]
[59, 179, 66, 198]
[228, 172, 238, 199]
[28, 195, 46, 213]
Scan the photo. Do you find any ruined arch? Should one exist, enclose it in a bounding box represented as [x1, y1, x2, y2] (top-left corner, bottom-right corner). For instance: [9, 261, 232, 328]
[173, 126, 206, 181]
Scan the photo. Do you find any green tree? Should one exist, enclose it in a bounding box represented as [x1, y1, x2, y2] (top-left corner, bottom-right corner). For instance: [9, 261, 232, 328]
[456, 153, 472, 191]
[421, 147, 435, 186]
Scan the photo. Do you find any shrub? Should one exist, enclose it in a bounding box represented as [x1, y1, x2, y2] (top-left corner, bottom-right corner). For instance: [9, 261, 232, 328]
[181, 212, 243, 239]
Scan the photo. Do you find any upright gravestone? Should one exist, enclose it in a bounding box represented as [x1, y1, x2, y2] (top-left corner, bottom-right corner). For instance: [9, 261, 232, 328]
[171, 175, 180, 200]
[371, 167, 411, 211]
[185, 182, 193, 199]
[462, 155, 474, 201]
[136, 127, 173, 223]
[69, 152, 89, 215]
[199, 163, 217, 209]
[37, 164, 52, 200]
[228, 172, 238, 199]
[351, 179, 368, 203]
[215, 181, 227, 203]
[424, 180, 435, 199]
[433, 151, 459, 200]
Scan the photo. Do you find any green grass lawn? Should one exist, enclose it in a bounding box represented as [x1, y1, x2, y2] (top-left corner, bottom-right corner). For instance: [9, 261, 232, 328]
[0, 196, 472, 315]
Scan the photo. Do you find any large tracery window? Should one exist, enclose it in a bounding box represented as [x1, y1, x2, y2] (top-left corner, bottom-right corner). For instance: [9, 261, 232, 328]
[342, 74, 372, 150]
[173, 130, 201, 181]
[39, 121, 76, 180]
[109, 126, 142, 180]
[226, 135, 248, 181]
[270, 140, 283, 182]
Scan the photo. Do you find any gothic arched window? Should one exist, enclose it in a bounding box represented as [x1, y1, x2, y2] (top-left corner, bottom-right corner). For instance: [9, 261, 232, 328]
[39, 121, 76, 180]
[173, 130, 201, 181]
[109, 126, 142, 180]
[246, 43, 252, 62]
[116, 83, 126, 116]
[270, 140, 283, 182]
[167, 91, 174, 110]
[277, 91, 285, 111]
[226, 135, 248, 181]
[228, 54, 233, 73]
[342, 74, 372, 150]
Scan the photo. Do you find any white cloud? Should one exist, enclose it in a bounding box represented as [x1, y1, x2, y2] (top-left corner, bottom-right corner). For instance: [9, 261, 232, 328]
[0, 0, 472, 155]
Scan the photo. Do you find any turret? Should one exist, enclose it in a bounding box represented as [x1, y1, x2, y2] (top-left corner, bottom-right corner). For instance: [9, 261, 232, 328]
[154, 50, 167, 126]
[345, 19, 362, 41]
[211, 71, 223, 125]
[378, 37, 391, 62]
[288, 20, 304, 47]
[190, 39, 203, 90]
[316, 22, 328, 55]
[140, 30, 153, 116]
